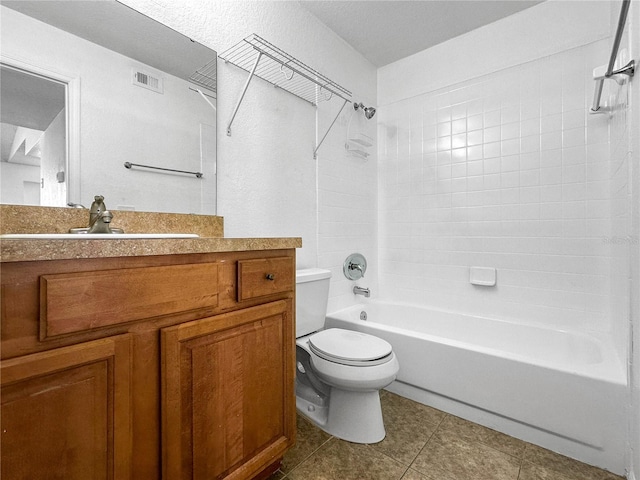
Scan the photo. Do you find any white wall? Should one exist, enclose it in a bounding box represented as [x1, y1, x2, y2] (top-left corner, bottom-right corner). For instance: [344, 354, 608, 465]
[0, 162, 40, 204]
[378, 1, 612, 106]
[377, 1, 624, 338]
[121, 0, 378, 304]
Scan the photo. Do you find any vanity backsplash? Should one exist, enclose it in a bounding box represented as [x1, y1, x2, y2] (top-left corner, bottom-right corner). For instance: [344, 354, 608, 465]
[0, 205, 224, 237]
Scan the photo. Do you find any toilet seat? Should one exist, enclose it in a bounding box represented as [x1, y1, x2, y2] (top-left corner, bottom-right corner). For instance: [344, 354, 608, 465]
[309, 328, 393, 366]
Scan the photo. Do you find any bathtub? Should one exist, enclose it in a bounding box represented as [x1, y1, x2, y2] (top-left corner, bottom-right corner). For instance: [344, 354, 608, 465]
[325, 301, 628, 473]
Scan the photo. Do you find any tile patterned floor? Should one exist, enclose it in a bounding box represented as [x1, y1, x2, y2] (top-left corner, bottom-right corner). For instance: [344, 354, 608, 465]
[270, 391, 625, 480]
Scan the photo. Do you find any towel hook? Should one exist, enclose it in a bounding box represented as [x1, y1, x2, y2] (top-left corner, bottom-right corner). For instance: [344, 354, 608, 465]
[280, 62, 294, 81]
[318, 84, 333, 101]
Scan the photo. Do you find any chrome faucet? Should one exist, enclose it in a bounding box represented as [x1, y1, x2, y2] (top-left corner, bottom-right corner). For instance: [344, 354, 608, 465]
[87, 195, 114, 234]
[353, 285, 370, 298]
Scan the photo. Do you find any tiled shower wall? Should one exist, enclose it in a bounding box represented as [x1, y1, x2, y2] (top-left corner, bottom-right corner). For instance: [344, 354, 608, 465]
[318, 104, 378, 313]
[379, 38, 625, 341]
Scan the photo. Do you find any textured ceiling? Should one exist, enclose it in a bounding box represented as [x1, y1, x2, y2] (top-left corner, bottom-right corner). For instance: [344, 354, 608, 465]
[299, 0, 544, 67]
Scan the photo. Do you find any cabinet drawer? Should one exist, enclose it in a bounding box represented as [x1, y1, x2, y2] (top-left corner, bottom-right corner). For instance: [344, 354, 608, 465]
[237, 257, 294, 301]
[41, 263, 219, 339]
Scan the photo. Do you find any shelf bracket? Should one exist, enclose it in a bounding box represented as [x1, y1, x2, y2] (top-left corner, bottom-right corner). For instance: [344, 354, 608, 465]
[313, 98, 349, 159]
[227, 51, 263, 136]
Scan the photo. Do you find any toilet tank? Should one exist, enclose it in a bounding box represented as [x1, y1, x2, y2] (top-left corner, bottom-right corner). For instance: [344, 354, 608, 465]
[296, 268, 331, 338]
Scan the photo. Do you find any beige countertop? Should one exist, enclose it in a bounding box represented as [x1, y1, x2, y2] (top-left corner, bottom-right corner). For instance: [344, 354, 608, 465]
[0, 205, 301, 263]
[0, 236, 302, 263]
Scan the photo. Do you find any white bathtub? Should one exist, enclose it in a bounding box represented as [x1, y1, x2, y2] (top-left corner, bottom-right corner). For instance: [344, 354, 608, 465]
[325, 301, 628, 473]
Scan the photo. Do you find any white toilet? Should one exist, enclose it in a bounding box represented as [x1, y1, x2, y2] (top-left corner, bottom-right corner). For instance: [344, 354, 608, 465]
[295, 268, 399, 443]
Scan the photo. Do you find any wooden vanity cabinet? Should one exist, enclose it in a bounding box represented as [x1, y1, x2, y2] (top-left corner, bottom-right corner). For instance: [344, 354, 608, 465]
[0, 249, 296, 480]
[162, 300, 293, 480]
[1, 334, 133, 480]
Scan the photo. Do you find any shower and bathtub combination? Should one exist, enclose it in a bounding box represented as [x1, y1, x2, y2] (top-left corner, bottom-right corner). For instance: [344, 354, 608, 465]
[328, 0, 636, 475]
[306, 2, 636, 472]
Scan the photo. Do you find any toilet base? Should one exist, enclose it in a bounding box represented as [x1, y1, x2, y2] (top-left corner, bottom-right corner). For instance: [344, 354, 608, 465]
[296, 387, 386, 444]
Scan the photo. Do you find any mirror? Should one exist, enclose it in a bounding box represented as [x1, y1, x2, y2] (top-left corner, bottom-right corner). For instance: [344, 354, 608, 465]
[1, 1, 217, 214]
[1, 64, 66, 206]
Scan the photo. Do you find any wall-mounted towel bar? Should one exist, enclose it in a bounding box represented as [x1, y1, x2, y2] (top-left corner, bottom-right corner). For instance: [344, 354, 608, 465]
[124, 162, 203, 179]
[591, 0, 635, 113]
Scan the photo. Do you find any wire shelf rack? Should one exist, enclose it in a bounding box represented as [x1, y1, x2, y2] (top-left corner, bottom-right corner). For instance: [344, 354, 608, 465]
[189, 58, 217, 98]
[219, 34, 351, 106]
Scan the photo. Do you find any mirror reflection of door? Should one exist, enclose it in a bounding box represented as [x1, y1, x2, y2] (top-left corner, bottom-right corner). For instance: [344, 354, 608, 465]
[1, 64, 66, 206]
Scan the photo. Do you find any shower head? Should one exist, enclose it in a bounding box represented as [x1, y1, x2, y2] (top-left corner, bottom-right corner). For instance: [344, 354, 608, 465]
[354, 102, 376, 119]
[364, 106, 376, 119]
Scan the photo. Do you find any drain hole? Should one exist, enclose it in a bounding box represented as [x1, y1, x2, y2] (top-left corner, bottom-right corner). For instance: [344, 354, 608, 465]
[360, 311, 367, 321]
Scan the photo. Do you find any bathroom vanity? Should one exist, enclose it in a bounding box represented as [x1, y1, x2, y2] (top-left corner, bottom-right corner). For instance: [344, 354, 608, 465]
[0, 211, 301, 480]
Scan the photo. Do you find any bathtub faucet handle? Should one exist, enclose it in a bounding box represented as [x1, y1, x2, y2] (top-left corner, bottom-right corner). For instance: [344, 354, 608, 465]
[349, 262, 365, 278]
[343, 253, 367, 280]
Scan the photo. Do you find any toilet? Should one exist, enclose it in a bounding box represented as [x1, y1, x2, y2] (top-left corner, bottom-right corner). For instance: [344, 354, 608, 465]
[295, 268, 399, 443]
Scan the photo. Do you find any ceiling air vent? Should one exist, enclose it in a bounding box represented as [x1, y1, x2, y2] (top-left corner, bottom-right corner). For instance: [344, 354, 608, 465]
[132, 68, 163, 94]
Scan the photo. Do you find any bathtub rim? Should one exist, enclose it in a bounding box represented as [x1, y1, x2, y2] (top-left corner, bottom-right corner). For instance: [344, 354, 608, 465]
[326, 299, 627, 386]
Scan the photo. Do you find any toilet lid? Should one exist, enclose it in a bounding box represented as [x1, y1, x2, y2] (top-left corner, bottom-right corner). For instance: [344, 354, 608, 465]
[308, 329, 393, 366]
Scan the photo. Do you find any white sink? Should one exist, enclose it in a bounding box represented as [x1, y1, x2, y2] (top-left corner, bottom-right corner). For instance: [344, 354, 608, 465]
[1, 233, 200, 240]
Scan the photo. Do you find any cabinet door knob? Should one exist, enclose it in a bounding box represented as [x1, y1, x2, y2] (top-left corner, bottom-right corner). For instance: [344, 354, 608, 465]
[265, 273, 275, 281]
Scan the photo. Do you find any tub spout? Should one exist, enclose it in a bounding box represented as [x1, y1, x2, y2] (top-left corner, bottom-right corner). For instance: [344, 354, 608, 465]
[353, 286, 370, 298]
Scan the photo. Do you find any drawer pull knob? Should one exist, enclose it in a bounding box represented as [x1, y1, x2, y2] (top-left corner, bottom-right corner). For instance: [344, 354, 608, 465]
[265, 273, 275, 281]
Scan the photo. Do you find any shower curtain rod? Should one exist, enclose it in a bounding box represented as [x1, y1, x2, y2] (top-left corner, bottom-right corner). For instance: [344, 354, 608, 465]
[590, 0, 635, 112]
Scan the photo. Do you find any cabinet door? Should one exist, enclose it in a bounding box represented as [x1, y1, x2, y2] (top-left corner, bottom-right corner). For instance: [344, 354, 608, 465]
[162, 300, 295, 480]
[1, 334, 132, 480]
